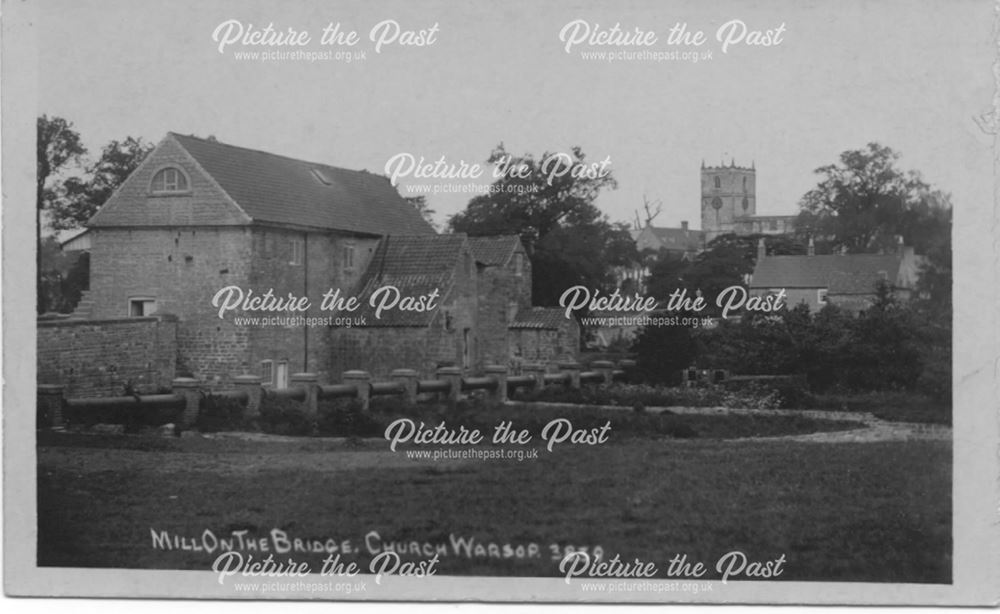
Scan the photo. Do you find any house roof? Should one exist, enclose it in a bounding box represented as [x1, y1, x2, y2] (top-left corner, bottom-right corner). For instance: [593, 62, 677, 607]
[161, 133, 434, 235]
[352, 234, 468, 326]
[467, 235, 522, 266]
[510, 307, 570, 330]
[750, 253, 905, 294]
[643, 226, 705, 252]
[59, 228, 91, 251]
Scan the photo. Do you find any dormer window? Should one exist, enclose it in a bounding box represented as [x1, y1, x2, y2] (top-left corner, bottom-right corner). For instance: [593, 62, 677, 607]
[150, 167, 189, 194]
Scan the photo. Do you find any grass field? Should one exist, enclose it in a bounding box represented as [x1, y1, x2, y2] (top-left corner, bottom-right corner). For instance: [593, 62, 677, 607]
[36, 428, 951, 584]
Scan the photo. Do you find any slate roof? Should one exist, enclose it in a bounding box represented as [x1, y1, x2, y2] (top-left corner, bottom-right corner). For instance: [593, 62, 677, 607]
[352, 234, 468, 326]
[162, 133, 434, 235]
[467, 235, 522, 266]
[510, 307, 571, 330]
[643, 226, 705, 252]
[750, 253, 905, 294]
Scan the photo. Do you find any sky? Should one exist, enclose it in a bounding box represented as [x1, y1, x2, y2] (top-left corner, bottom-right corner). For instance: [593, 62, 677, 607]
[36, 0, 994, 232]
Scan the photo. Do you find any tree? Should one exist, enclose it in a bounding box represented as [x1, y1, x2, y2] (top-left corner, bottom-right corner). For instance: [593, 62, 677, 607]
[449, 144, 631, 305]
[37, 115, 86, 312]
[644, 233, 805, 312]
[49, 136, 153, 230]
[796, 143, 952, 255]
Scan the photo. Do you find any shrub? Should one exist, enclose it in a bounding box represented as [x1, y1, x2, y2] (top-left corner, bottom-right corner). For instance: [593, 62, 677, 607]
[317, 398, 384, 437]
[258, 394, 316, 436]
[196, 393, 251, 433]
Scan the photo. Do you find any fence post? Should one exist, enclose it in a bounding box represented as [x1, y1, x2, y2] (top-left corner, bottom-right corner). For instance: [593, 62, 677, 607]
[37, 384, 65, 429]
[233, 375, 263, 418]
[436, 366, 463, 403]
[172, 378, 202, 427]
[592, 360, 615, 385]
[558, 362, 582, 388]
[342, 370, 372, 411]
[391, 369, 420, 405]
[522, 363, 546, 392]
[484, 365, 508, 403]
[291, 372, 319, 416]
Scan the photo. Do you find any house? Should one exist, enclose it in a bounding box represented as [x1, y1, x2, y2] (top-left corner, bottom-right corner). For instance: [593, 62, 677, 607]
[634, 221, 706, 259]
[749, 238, 925, 314]
[48, 132, 577, 392]
[508, 307, 581, 365]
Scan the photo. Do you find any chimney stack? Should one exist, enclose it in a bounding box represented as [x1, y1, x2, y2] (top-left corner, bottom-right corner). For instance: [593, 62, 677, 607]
[681, 220, 689, 230]
[757, 238, 766, 260]
[896, 235, 905, 255]
[807, 237, 815, 256]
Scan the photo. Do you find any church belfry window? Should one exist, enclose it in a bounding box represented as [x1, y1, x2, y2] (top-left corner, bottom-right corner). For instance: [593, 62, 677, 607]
[714, 176, 721, 189]
[742, 197, 749, 211]
[150, 167, 189, 194]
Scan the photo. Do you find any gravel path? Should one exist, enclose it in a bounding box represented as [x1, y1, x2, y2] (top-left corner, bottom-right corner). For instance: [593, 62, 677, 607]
[523, 401, 951, 443]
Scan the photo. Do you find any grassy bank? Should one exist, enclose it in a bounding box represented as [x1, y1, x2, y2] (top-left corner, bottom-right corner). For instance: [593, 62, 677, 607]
[37, 432, 950, 583]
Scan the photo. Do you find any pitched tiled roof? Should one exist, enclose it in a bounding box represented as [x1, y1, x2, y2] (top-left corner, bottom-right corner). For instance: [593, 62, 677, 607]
[467, 235, 522, 266]
[352, 234, 467, 326]
[649, 226, 705, 252]
[172, 133, 434, 236]
[751, 253, 904, 294]
[510, 307, 571, 330]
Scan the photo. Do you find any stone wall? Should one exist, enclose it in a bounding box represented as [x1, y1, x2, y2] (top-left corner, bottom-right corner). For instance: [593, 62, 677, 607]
[509, 319, 581, 365]
[37, 315, 178, 398]
[88, 226, 254, 384]
[475, 252, 531, 368]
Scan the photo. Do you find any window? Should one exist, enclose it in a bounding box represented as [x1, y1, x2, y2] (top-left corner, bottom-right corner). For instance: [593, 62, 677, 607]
[260, 360, 274, 386]
[769, 219, 778, 231]
[150, 167, 189, 194]
[817, 289, 828, 305]
[310, 168, 332, 185]
[514, 252, 524, 276]
[290, 237, 304, 265]
[742, 197, 749, 211]
[343, 243, 356, 270]
[128, 297, 156, 316]
[713, 176, 721, 189]
[742, 177, 747, 190]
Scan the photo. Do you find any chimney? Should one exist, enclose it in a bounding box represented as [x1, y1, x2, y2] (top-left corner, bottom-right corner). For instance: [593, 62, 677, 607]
[896, 234, 905, 255]
[681, 221, 689, 230]
[757, 238, 766, 260]
[807, 237, 815, 256]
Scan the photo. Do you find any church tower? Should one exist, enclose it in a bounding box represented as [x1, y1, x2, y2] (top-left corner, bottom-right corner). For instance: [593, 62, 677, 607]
[700, 159, 756, 241]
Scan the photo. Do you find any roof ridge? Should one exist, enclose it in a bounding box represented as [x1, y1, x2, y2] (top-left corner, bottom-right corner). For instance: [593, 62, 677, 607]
[169, 131, 387, 180]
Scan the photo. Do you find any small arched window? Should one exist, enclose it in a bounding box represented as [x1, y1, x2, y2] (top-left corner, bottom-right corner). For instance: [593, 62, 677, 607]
[742, 197, 749, 211]
[150, 167, 189, 194]
[713, 176, 721, 189]
[742, 177, 747, 190]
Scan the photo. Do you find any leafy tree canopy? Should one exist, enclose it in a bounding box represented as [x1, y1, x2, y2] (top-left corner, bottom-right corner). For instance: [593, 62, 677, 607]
[449, 144, 634, 305]
[796, 142, 951, 255]
[49, 136, 153, 231]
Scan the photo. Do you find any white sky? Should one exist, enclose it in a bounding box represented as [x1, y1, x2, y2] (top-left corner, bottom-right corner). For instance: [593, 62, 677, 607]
[37, 0, 994, 231]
